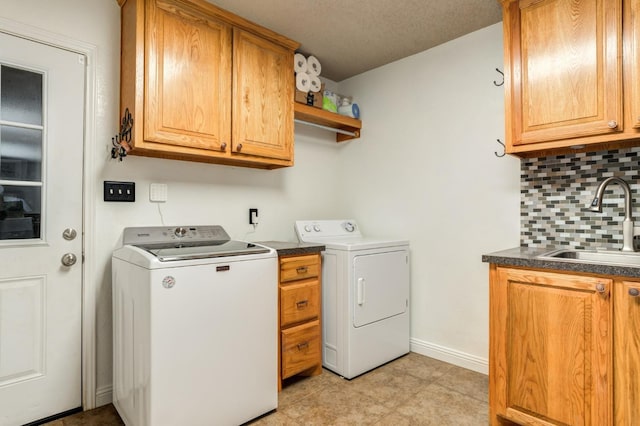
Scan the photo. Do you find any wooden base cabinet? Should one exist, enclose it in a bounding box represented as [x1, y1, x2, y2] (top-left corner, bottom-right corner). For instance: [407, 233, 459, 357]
[278, 253, 322, 390]
[118, 0, 298, 169]
[613, 278, 640, 425]
[489, 266, 612, 426]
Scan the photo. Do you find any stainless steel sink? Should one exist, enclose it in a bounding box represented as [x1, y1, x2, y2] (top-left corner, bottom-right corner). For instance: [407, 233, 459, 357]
[538, 249, 640, 266]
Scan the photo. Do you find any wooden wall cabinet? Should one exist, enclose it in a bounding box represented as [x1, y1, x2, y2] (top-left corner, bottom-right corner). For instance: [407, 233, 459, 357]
[118, 0, 299, 169]
[501, 0, 640, 156]
[489, 266, 612, 425]
[278, 253, 322, 390]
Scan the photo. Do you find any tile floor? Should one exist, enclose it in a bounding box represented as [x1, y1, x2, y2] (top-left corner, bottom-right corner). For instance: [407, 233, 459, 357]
[44, 353, 488, 425]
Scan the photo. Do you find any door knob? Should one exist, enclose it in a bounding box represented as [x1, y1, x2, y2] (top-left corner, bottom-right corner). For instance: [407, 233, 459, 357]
[61, 253, 77, 267]
[62, 228, 77, 240]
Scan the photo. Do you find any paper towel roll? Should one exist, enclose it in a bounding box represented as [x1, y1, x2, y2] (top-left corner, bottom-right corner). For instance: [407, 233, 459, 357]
[296, 72, 311, 93]
[309, 74, 322, 93]
[294, 53, 307, 74]
[306, 55, 322, 76]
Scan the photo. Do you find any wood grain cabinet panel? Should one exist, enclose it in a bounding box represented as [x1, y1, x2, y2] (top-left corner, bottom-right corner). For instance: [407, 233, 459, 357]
[281, 320, 321, 379]
[277, 253, 322, 390]
[279, 254, 320, 283]
[489, 266, 612, 426]
[118, 0, 299, 169]
[280, 279, 320, 328]
[613, 279, 640, 425]
[232, 30, 293, 161]
[500, 0, 640, 156]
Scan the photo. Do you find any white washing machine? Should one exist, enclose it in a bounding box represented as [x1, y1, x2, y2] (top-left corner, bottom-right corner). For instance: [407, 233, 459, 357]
[295, 220, 410, 379]
[112, 226, 278, 426]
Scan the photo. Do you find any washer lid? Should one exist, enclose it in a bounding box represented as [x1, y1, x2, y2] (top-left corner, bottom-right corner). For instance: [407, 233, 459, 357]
[136, 240, 270, 262]
[121, 225, 270, 261]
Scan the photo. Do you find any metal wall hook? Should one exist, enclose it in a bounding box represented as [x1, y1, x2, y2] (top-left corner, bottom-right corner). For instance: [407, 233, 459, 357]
[111, 108, 134, 161]
[493, 68, 504, 86]
[495, 139, 506, 157]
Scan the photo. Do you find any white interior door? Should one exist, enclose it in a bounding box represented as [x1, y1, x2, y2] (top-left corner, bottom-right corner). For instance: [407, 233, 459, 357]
[0, 32, 84, 425]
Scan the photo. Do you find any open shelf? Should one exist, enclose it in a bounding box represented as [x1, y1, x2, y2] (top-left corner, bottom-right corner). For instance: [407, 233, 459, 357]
[293, 103, 362, 142]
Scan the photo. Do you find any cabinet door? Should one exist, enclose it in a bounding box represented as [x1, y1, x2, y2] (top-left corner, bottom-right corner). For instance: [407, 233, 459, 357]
[503, 0, 622, 149]
[626, 0, 640, 128]
[232, 29, 293, 161]
[490, 267, 612, 426]
[144, 0, 231, 152]
[614, 279, 640, 425]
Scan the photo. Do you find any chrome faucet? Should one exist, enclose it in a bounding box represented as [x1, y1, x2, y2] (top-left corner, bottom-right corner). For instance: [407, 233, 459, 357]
[588, 176, 635, 252]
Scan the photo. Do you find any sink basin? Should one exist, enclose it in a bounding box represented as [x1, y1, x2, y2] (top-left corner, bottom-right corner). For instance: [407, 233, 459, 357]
[538, 249, 640, 267]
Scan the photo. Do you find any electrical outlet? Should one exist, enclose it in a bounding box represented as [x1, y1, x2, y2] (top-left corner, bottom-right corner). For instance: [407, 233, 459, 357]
[104, 181, 135, 202]
[249, 208, 259, 225]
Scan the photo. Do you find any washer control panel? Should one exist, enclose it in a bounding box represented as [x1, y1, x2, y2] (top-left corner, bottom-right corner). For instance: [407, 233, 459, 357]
[295, 220, 361, 241]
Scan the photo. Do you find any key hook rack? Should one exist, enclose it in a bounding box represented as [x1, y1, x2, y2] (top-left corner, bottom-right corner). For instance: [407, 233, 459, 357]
[111, 108, 133, 161]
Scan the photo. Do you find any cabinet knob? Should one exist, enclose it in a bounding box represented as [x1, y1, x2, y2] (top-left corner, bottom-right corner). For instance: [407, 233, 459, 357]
[608, 120, 618, 129]
[596, 282, 606, 293]
[220, 142, 227, 151]
[236, 143, 243, 152]
[629, 288, 640, 297]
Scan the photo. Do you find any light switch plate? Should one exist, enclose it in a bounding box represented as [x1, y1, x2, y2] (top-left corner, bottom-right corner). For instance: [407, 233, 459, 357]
[149, 183, 167, 202]
[104, 181, 135, 202]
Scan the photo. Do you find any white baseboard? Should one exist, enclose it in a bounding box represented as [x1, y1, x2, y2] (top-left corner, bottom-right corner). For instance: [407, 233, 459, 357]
[95, 385, 113, 408]
[410, 337, 488, 375]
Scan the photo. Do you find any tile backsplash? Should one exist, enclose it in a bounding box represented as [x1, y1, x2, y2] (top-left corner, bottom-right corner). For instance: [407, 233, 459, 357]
[521, 147, 640, 250]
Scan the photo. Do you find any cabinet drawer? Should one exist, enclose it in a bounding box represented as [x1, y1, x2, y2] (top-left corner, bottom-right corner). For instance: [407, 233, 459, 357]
[281, 320, 321, 379]
[280, 254, 319, 282]
[281, 280, 320, 327]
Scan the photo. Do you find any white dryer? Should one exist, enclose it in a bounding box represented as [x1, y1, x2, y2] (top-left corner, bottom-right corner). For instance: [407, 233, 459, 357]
[295, 220, 410, 379]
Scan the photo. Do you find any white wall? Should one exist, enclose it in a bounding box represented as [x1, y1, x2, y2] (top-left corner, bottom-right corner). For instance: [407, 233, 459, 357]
[1, 1, 519, 406]
[336, 23, 520, 371]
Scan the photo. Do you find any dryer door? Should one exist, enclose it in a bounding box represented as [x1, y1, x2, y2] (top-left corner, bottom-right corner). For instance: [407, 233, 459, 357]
[352, 249, 409, 327]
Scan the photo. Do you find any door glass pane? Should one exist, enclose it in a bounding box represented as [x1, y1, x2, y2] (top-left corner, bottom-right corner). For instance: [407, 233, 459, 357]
[0, 185, 40, 239]
[1, 65, 43, 125]
[0, 64, 44, 241]
[0, 125, 43, 181]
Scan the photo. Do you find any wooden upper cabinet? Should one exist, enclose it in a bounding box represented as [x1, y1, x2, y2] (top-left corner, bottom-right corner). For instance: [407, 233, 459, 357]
[500, 0, 640, 155]
[490, 266, 612, 425]
[625, 0, 640, 129]
[145, 0, 231, 152]
[232, 29, 293, 161]
[118, 0, 299, 169]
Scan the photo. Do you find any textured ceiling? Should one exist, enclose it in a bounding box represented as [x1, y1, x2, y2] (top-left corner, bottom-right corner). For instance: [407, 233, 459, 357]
[208, 0, 503, 81]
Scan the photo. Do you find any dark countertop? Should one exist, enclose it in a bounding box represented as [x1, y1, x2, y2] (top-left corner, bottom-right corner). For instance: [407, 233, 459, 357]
[257, 241, 325, 257]
[482, 246, 640, 278]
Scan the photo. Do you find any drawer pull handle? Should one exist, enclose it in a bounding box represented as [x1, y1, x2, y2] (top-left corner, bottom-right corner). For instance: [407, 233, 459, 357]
[296, 300, 308, 309]
[630, 288, 640, 297]
[297, 342, 309, 351]
[296, 266, 308, 274]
